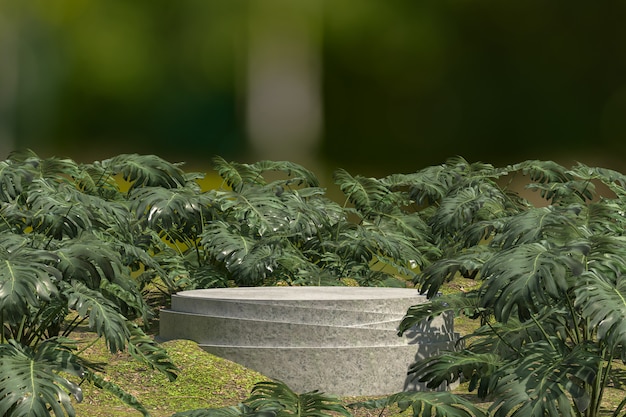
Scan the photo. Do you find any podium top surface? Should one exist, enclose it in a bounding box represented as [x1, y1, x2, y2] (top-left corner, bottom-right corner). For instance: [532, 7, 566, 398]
[175, 286, 424, 301]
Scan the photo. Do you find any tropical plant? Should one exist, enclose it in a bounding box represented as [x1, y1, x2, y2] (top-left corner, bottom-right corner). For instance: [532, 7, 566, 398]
[245, 380, 351, 417]
[185, 156, 439, 288]
[349, 390, 488, 417]
[395, 157, 626, 416]
[20, 150, 626, 417]
[0, 149, 461, 417]
[173, 379, 489, 417]
[0, 150, 188, 416]
[172, 380, 351, 417]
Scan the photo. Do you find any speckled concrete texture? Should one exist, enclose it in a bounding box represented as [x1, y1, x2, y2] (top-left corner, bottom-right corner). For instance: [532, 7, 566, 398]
[159, 287, 459, 396]
[170, 296, 405, 328]
[201, 343, 457, 396]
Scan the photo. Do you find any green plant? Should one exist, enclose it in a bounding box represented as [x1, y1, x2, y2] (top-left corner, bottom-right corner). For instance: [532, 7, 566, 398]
[185, 156, 439, 288]
[18, 150, 626, 417]
[0, 149, 450, 416]
[126, 155, 439, 290]
[0, 150, 463, 416]
[349, 390, 488, 417]
[172, 380, 351, 417]
[395, 158, 626, 416]
[174, 379, 489, 417]
[0, 151, 188, 416]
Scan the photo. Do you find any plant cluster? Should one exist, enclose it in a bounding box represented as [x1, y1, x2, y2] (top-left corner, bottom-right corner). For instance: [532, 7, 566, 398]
[173, 156, 438, 288]
[4, 150, 626, 417]
[0, 151, 195, 416]
[172, 379, 486, 417]
[180, 157, 626, 417]
[0, 150, 439, 416]
[395, 159, 626, 417]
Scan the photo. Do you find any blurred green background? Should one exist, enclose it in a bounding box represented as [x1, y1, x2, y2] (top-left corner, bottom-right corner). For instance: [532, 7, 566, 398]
[2, 0, 626, 176]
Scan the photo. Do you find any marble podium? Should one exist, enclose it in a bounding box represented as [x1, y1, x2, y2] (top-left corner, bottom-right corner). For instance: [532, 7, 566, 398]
[158, 286, 458, 396]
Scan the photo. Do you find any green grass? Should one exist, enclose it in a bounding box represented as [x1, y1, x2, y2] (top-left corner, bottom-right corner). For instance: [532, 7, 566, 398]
[73, 334, 267, 417]
[72, 277, 626, 416]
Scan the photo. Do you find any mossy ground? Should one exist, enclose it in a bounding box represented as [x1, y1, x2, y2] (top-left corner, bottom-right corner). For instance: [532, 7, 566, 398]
[73, 334, 267, 417]
[74, 278, 626, 416]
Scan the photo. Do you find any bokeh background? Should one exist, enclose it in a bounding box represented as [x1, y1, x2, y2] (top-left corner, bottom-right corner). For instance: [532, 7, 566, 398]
[2, 1, 626, 177]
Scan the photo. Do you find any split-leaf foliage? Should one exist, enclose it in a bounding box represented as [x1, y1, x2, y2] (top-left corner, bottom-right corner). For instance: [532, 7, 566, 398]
[396, 158, 626, 417]
[4, 150, 626, 417]
[182, 157, 626, 417]
[0, 150, 439, 416]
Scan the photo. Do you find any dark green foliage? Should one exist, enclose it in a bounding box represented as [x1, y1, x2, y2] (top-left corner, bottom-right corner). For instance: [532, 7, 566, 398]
[0, 151, 445, 416]
[102, 153, 188, 191]
[0, 339, 84, 417]
[179, 156, 626, 417]
[349, 390, 488, 417]
[195, 157, 437, 287]
[245, 380, 351, 417]
[212, 156, 320, 192]
[9, 150, 626, 417]
[174, 380, 350, 417]
[397, 159, 626, 417]
[0, 151, 184, 416]
[172, 404, 276, 417]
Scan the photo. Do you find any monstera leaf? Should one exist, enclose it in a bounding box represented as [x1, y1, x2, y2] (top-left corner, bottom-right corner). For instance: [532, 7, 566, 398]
[0, 150, 84, 204]
[408, 350, 503, 398]
[575, 269, 626, 350]
[126, 322, 178, 382]
[0, 160, 37, 202]
[212, 156, 319, 192]
[429, 182, 508, 240]
[130, 186, 214, 232]
[0, 240, 61, 324]
[479, 242, 576, 322]
[333, 168, 400, 214]
[65, 282, 130, 353]
[398, 291, 483, 335]
[245, 380, 351, 417]
[350, 391, 488, 417]
[416, 245, 493, 298]
[0, 339, 84, 417]
[489, 340, 599, 417]
[25, 181, 97, 239]
[383, 167, 453, 206]
[7, 150, 80, 180]
[173, 404, 278, 417]
[510, 159, 573, 184]
[102, 153, 187, 191]
[212, 186, 292, 238]
[492, 205, 583, 248]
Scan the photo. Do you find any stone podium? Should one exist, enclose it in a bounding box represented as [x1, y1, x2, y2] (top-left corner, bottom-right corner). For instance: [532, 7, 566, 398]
[158, 286, 457, 396]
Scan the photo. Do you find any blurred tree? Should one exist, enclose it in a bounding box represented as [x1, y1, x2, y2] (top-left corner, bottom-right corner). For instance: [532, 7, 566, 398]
[322, 0, 626, 174]
[4, 0, 247, 162]
[3, 1, 626, 175]
[246, 0, 323, 168]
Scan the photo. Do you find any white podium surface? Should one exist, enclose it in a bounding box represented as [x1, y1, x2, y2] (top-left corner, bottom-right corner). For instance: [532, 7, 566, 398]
[159, 286, 457, 396]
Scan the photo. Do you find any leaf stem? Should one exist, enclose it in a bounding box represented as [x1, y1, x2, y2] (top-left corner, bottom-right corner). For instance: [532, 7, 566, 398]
[485, 319, 521, 356]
